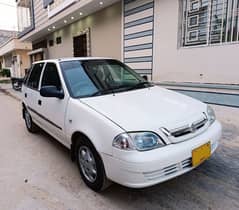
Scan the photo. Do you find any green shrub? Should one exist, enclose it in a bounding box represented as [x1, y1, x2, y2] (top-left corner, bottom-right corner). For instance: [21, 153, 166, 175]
[2, 68, 11, 77]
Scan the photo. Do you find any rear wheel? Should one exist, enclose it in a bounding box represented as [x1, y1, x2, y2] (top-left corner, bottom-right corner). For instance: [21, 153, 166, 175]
[75, 138, 111, 192]
[24, 109, 39, 133]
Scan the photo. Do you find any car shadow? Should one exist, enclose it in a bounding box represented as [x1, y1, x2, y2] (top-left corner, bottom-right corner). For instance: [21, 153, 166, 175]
[35, 128, 72, 162]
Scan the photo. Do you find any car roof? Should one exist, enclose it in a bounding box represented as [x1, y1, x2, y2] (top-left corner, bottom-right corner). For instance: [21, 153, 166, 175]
[32, 57, 115, 65]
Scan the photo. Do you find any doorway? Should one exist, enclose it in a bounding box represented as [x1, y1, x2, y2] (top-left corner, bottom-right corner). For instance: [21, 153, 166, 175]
[73, 34, 87, 57]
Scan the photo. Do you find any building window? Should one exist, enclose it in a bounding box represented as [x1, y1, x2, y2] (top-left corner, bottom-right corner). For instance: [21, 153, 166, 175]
[48, 0, 64, 10]
[190, 0, 200, 11]
[188, 30, 199, 41]
[32, 40, 47, 50]
[188, 15, 199, 27]
[56, 37, 62, 44]
[47, 0, 76, 18]
[49, 40, 54, 47]
[182, 0, 239, 47]
[17, 0, 34, 36]
[43, 0, 54, 8]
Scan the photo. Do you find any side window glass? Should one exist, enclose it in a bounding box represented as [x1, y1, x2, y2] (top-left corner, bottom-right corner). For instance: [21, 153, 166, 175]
[27, 63, 44, 90]
[23, 67, 31, 85]
[41, 63, 62, 89]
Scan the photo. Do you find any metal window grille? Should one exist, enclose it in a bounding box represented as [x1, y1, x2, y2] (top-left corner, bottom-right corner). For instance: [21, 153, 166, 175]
[182, 0, 239, 46]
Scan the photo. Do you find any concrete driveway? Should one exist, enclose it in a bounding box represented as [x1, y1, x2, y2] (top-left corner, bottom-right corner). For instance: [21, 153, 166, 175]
[0, 89, 238, 210]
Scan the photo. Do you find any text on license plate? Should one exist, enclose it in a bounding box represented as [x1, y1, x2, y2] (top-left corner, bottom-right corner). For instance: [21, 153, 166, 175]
[192, 142, 211, 167]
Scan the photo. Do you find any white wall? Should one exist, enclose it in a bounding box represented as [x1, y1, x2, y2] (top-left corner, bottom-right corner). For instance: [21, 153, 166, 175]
[153, 0, 239, 85]
[46, 2, 122, 60]
[0, 39, 32, 57]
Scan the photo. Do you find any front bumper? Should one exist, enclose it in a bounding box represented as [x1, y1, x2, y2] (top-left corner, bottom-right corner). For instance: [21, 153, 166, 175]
[102, 120, 221, 188]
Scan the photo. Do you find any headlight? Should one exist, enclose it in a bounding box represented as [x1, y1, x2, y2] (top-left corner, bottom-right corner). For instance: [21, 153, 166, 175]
[113, 132, 165, 151]
[207, 105, 216, 124]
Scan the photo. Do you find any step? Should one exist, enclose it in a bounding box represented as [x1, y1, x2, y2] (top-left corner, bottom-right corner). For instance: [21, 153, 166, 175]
[156, 82, 239, 108]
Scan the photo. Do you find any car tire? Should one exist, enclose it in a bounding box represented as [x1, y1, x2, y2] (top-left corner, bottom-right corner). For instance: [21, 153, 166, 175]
[75, 137, 111, 192]
[24, 108, 39, 133]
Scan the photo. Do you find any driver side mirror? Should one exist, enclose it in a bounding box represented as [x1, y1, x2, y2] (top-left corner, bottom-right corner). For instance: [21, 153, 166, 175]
[40, 86, 64, 99]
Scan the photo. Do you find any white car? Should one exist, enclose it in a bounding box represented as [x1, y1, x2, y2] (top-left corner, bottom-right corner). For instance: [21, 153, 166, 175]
[22, 58, 221, 191]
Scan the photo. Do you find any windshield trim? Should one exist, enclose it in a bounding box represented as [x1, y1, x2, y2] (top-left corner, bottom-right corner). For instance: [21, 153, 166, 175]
[60, 59, 150, 99]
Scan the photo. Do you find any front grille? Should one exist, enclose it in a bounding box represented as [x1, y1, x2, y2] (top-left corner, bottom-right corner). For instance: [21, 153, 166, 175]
[143, 158, 192, 181]
[170, 117, 208, 138]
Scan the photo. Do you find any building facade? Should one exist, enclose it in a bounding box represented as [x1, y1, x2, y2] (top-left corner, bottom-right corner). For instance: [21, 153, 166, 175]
[18, 0, 122, 62]
[0, 38, 32, 78]
[0, 30, 17, 46]
[154, 0, 239, 85]
[0, 29, 16, 71]
[17, 0, 239, 106]
[122, 0, 239, 85]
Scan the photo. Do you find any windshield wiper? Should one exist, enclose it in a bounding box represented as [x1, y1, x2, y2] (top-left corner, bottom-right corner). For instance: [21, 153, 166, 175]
[91, 82, 153, 96]
[91, 89, 114, 96]
[127, 81, 153, 91]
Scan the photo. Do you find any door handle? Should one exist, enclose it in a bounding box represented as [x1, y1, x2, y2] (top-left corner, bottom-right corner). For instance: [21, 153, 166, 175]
[25, 93, 27, 98]
[38, 100, 42, 106]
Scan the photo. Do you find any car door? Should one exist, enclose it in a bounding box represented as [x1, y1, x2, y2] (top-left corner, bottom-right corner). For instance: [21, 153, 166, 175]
[23, 62, 45, 124]
[37, 62, 69, 145]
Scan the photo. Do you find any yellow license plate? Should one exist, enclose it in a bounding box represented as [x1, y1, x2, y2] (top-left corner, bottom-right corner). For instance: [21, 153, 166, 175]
[192, 142, 211, 167]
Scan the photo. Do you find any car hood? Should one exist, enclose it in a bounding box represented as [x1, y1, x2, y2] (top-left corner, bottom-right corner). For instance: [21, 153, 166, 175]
[81, 86, 207, 132]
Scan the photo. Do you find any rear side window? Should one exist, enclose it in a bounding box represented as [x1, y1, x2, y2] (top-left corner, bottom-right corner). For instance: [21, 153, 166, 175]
[41, 63, 62, 90]
[27, 63, 44, 90]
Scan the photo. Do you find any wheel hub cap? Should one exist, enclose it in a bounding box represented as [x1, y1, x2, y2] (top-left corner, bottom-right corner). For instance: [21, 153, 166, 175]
[78, 146, 97, 183]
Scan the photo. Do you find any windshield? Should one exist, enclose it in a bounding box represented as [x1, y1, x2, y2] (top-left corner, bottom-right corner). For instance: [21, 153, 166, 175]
[60, 59, 152, 98]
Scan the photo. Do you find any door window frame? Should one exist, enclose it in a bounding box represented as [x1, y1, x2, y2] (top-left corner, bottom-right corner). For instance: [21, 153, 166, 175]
[39, 62, 65, 93]
[26, 62, 45, 91]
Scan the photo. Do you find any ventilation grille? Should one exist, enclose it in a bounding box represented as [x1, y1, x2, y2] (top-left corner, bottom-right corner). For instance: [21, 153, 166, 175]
[143, 158, 192, 181]
[170, 117, 208, 138]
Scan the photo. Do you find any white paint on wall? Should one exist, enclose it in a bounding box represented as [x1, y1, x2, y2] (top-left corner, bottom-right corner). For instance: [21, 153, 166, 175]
[125, 49, 152, 58]
[46, 2, 122, 60]
[125, 22, 153, 35]
[125, 8, 154, 23]
[125, 0, 153, 11]
[124, 36, 152, 47]
[123, 0, 154, 78]
[153, 0, 239, 85]
[127, 62, 152, 69]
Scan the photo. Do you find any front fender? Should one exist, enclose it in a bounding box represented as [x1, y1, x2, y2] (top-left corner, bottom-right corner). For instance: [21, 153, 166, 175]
[65, 98, 125, 156]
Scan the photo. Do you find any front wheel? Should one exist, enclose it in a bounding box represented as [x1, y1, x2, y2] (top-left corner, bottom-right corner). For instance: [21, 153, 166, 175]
[24, 109, 39, 133]
[75, 139, 111, 192]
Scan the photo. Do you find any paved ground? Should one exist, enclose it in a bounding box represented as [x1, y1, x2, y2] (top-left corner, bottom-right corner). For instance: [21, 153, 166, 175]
[0, 87, 238, 210]
[0, 77, 10, 81]
[0, 83, 22, 100]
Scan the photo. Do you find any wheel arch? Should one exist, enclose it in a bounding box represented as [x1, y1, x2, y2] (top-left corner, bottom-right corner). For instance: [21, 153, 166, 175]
[70, 131, 101, 162]
[71, 130, 111, 191]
